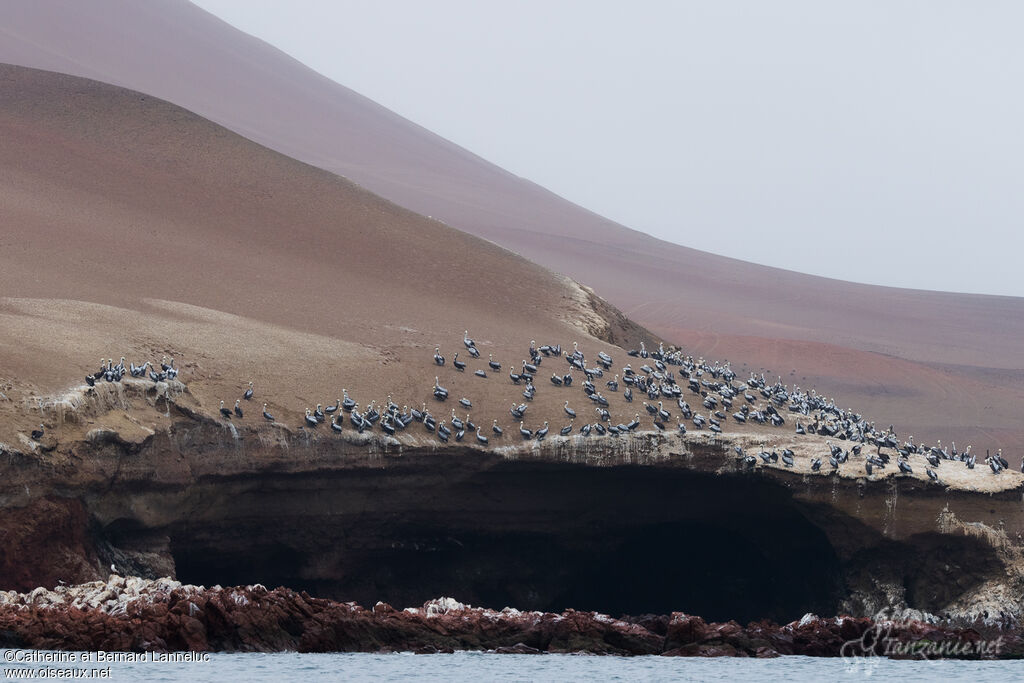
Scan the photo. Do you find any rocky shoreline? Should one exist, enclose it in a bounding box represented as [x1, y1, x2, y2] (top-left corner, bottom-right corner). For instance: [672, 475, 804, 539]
[0, 577, 1019, 658]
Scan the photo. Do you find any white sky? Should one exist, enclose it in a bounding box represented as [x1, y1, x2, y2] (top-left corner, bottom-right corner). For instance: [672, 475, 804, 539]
[192, 0, 1024, 296]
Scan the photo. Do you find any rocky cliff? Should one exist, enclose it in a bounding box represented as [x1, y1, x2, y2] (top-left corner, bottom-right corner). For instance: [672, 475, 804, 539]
[1, 379, 1021, 630]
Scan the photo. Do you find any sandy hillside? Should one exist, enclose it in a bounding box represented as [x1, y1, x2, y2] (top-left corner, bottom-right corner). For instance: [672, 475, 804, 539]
[0, 65, 652, 445]
[1, 0, 1020, 459]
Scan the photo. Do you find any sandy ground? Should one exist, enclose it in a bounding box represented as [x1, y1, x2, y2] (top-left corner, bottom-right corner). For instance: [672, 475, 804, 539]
[2, 0, 1022, 461]
[0, 65, 652, 447]
[0, 63, 1018, 487]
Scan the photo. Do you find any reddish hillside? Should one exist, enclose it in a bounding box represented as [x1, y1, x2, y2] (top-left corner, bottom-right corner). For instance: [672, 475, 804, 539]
[0, 64, 651, 447]
[2, 0, 1022, 456]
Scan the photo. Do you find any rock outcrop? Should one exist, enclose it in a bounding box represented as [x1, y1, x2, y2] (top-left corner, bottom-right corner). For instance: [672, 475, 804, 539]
[0, 577, 1019, 658]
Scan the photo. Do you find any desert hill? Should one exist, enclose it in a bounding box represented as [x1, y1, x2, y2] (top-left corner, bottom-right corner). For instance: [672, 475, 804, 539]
[2, 0, 1021, 458]
[0, 64, 651, 446]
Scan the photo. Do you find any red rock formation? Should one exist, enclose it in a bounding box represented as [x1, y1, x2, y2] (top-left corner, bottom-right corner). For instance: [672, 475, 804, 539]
[0, 579, 1019, 658]
[0, 498, 104, 592]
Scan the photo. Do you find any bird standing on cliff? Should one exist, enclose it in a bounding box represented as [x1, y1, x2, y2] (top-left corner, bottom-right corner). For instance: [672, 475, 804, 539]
[244, 382, 254, 400]
[30, 424, 44, 440]
[219, 401, 232, 419]
[234, 399, 243, 418]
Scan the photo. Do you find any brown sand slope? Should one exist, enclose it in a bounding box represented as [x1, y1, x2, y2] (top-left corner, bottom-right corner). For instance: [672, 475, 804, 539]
[2, 0, 1021, 458]
[0, 64, 958, 478]
[0, 64, 655, 445]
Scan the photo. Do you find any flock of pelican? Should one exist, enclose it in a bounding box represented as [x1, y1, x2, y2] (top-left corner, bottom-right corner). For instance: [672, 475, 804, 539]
[32, 336, 1014, 482]
[214, 330, 1019, 481]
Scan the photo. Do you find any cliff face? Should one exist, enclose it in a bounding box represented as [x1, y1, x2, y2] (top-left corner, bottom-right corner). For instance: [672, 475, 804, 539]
[2, 381, 1021, 627]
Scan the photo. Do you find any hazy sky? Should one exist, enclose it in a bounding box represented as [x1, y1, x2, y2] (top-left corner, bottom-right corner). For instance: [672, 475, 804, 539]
[192, 1, 1023, 296]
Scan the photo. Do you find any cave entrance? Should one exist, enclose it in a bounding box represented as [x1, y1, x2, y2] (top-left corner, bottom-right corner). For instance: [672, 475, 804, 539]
[169, 459, 844, 623]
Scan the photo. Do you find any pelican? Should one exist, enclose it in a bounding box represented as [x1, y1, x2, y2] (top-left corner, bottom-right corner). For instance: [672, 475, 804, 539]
[475, 427, 488, 444]
[234, 399, 243, 418]
[535, 421, 549, 440]
[492, 419, 503, 436]
[262, 403, 274, 421]
[433, 377, 449, 401]
[434, 347, 445, 366]
[219, 401, 232, 419]
[453, 352, 466, 371]
[564, 401, 576, 418]
[304, 409, 318, 428]
[244, 382, 254, 401]
[560, 421, 574, 436]
[519, 422, 532, 439]
[30, 424, 44, 440]
[488, 354, 501, 371]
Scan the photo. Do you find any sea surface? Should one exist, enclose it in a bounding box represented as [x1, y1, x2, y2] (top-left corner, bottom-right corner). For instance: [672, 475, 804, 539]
[1, 651, 1016, 682]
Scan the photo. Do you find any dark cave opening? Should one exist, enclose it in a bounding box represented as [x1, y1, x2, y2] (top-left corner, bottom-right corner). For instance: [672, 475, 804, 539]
[167, 460, 846, 623]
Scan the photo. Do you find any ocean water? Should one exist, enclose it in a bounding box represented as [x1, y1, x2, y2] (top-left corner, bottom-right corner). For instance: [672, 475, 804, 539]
[1, 651, 1017, 682]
